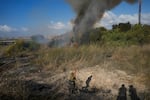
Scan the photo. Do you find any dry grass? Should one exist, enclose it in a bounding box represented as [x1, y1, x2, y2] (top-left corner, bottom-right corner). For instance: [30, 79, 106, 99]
[1, 44, 150, 99]
[2, 43, 149, 89]
[33, 44, 150, 89]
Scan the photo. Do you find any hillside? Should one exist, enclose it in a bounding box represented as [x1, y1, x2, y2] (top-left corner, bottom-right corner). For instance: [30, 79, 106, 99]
[0, 42, 150, 100]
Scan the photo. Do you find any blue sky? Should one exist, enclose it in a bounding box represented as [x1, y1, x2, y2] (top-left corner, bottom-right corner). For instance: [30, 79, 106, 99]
[0, 0, 150, 38]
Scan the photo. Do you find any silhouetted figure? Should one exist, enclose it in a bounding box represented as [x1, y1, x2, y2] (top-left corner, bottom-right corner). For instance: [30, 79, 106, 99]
[117, 84, 127, 100]
[86, 75, 92, 88]
[129, 85, 140, 100]
[69, 72, 76, 94]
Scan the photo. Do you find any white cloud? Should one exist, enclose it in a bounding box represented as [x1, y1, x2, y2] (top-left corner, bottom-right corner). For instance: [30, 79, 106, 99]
[21, 27, 29, 32]
[48, 21, 73, 30]
[97, 11, 150, 29]
[0, 25, 17, 32]
[47, 21, 73, 34]
[48, 22, 66, 30]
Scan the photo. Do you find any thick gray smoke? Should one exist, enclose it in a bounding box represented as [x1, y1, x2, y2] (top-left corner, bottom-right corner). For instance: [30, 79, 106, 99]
[67, 0, 137, 43]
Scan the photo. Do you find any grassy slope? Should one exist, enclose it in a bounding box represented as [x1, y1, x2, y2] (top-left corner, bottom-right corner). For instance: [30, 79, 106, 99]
[36, 44, 150, 88]
[0, 43, 150, 99]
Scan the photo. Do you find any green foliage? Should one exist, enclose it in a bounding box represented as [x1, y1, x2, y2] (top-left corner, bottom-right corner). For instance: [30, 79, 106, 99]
[89, 23, 150, 46]
[89, 27, 107, 44]
[112, 22, 131, 32]
[104, 30, 133, 46]
[126, 24, 150, 45]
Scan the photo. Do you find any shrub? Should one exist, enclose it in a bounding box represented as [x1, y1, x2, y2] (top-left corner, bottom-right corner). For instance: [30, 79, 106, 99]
[5, 39, 40, 56]
[89, 24, 150, 46]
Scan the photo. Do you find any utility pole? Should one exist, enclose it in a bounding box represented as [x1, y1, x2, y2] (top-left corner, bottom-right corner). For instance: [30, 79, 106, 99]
[138, 0, 142, 25]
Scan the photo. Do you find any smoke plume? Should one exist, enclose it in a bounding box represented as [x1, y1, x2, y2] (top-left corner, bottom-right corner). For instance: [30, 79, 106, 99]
[67, 0, 137, 43]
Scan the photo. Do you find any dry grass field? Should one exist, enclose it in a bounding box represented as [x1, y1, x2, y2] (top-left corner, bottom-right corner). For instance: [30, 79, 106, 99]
[0, 43, 150, 100]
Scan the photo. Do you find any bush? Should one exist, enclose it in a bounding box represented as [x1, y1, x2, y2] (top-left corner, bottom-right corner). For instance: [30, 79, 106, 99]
[126, 24, 150, 45]
[89, 24, 150, 46]
[112, 22, 131, 32]
[89, 27, 107, 44]
[5, 39, 40, 56]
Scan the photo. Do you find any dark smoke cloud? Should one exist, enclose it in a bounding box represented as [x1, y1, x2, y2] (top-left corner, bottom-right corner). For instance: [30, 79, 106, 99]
[67, 0, 137, 43]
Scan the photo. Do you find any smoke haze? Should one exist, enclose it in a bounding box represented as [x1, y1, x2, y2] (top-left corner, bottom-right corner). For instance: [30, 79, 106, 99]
[67, 0, 137, 43]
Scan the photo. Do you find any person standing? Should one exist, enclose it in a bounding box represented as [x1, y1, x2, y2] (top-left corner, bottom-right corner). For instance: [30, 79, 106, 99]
[117, 84, 127, 100]
[69, 71, 76, 94]
[129, 85, 140, 100]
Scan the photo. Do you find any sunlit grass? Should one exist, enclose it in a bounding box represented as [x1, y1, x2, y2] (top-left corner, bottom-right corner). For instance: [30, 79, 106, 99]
[33, 44, 150, 89]
[1, 42, 150, 90]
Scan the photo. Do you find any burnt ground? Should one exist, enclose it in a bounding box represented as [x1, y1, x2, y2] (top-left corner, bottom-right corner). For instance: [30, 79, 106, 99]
[0, 66, 114, 100]
[0, 79, 114, 100]
[0, 56, 150, 100]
